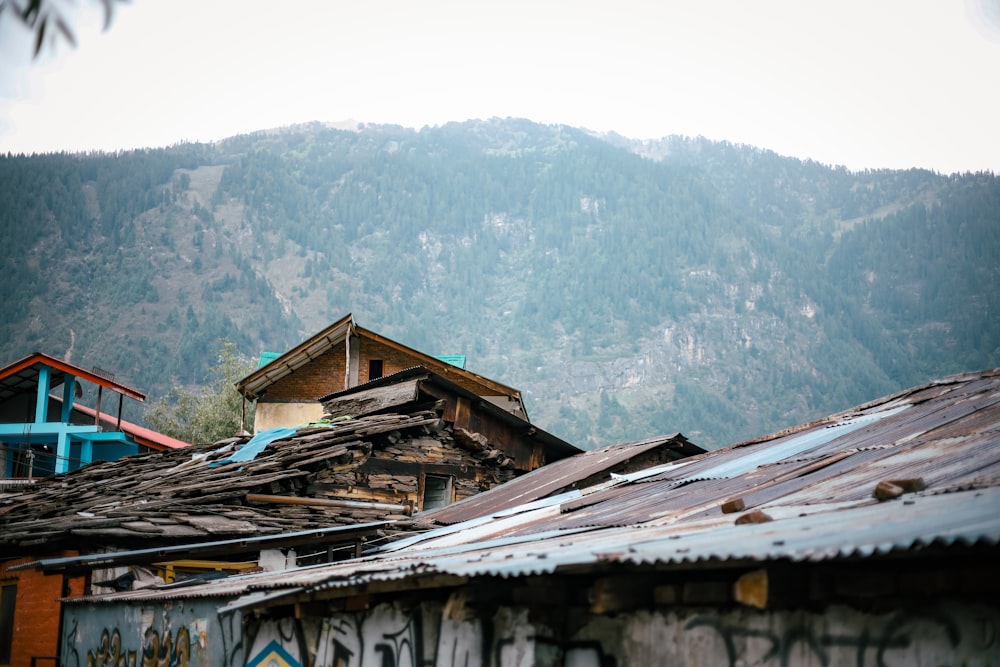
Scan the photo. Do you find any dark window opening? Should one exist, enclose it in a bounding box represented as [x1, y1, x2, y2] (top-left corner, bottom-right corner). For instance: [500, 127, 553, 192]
[0, 582, 16, 664]
[422, 474, 453, 510]
[368, 359, 383, 380]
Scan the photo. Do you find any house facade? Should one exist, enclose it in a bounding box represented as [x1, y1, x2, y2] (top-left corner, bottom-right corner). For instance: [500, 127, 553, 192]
[236, 314, 529, 433]
[0, 352, 185, 482]
[0, 352, 187, 667]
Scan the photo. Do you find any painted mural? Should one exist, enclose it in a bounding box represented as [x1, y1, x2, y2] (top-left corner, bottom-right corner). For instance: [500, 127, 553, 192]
[60, 599, 243, 667]
[62, 594, 1000, 666]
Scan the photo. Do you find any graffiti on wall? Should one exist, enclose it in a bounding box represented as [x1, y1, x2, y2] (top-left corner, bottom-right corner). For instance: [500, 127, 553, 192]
[63, 595, 1000, 667]
[61, 606, 233, 667]
[250, 597, 999, 667]
[250, 599, 614, 667]
[67, 624, 192, 667]
[315, 605, 421, 667]
[653, 604, 999, 667]
[245, 618, 307, 667]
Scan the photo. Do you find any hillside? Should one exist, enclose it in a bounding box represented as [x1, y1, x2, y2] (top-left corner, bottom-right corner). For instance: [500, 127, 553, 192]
[2, 119, 998, 449]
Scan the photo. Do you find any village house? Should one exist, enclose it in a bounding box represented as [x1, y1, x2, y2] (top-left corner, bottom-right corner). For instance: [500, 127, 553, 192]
[53, 368, 1000, 667]
[236, 313, 530, 433]
[0, 352, 188, 667]
[0, 352, 186, 482]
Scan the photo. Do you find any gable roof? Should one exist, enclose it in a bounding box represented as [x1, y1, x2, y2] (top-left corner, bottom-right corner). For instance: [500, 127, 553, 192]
[235, 314, 522, 406]
[0, 352, 145, 404]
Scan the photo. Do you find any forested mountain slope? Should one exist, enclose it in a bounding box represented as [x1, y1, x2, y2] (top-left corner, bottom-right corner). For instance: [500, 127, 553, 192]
[2, 119, 997, 448]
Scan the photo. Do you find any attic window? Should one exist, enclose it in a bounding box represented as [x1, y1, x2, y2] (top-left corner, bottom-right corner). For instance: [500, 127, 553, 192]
[422, 474, 453, 511]
[369, 359, 383, 380]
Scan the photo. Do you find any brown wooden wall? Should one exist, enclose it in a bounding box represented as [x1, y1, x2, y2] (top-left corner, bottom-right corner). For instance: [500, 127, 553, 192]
[307, 433, 512, 513]
[422, 385, 543, 472]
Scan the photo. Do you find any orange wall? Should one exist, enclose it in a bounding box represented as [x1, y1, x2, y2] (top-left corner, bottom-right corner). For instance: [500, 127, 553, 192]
[1, 557, 84, 667]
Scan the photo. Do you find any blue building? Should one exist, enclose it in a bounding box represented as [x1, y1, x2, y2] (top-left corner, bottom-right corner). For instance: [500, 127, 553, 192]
[0, 352, 186, 481]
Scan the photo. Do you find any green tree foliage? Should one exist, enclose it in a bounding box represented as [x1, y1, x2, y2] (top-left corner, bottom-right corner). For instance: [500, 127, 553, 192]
[144, 339, 255, 444]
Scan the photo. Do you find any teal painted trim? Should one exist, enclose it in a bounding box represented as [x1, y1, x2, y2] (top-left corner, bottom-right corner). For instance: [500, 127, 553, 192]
[61, 374, 76, 422]
[79, 437, 93, 467]
[0, 423, 99, 436]
[35, 364, 51, 423]
[257, 351, 281, 368]
[435, 355, 467, 369]
[56, 429, 69, 473]
[74, 431, 132, 444]
[0, 424, 131, 473]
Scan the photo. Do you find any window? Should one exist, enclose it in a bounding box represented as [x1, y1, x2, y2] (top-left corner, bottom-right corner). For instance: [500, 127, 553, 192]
[0, 581, 16, 666]
[422, 474, 453, 510]
[368, 359, 383, 380]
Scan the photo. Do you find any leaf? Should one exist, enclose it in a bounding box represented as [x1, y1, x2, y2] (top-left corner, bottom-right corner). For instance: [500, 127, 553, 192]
[33, 15, 46, 56]
[55, 15, 75, 47]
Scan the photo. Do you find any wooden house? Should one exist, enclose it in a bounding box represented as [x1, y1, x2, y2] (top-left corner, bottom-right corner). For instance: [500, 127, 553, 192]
[235, 313, 529, 433]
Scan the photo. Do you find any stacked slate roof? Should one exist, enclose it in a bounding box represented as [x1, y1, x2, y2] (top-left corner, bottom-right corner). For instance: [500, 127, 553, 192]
[0, 410, 482, 558]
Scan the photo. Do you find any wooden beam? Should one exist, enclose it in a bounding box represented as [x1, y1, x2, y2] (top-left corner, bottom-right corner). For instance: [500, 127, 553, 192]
[323, 380, 421, 418]
[245, 493, 410, 513]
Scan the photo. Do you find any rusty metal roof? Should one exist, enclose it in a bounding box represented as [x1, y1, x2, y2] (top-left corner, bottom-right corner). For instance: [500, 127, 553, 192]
[422, 433, 703, 525]
[72, 368, 1000, 607]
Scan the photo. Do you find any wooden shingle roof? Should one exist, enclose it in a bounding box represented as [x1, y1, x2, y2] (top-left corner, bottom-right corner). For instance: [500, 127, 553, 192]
[0, 410, 461, 559]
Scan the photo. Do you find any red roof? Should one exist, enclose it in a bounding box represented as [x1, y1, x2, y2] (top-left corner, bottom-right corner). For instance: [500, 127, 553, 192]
[0, 352, 145, 402]
[70, 403, 189, 450]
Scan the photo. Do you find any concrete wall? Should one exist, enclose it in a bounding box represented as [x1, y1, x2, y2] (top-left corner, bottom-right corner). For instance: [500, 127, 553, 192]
[61, 589, 1000, 667]
[241, 595, 1000, 667]
[60, 600, 242, 667]
[253, 401, 324, 433]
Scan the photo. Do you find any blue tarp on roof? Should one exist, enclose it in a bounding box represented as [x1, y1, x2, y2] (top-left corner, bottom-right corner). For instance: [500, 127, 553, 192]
[214, 426, 298, 465]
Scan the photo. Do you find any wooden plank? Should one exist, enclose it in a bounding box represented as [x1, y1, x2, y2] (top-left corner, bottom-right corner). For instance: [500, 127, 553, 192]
[359, 458, 486, 481]
[322, 380, 421, 418]
[246, 493, 410, 513]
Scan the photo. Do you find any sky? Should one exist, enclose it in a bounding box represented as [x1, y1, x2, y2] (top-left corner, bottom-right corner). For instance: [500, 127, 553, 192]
[1, 0, 999, 174]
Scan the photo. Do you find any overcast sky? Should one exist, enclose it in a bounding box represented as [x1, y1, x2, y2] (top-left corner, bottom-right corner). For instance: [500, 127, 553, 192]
[1, 0, 999, 173]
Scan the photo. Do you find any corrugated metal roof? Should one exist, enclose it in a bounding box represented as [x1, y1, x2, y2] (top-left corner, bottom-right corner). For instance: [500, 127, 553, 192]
[423, 434, 701, 525]
[75, 368, 1000, 608]
[16, 523, 389, 573]
[76, 483, 1000, 606]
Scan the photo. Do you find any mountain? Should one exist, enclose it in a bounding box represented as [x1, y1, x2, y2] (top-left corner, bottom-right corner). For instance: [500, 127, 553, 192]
[2, 118, 998, 449]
